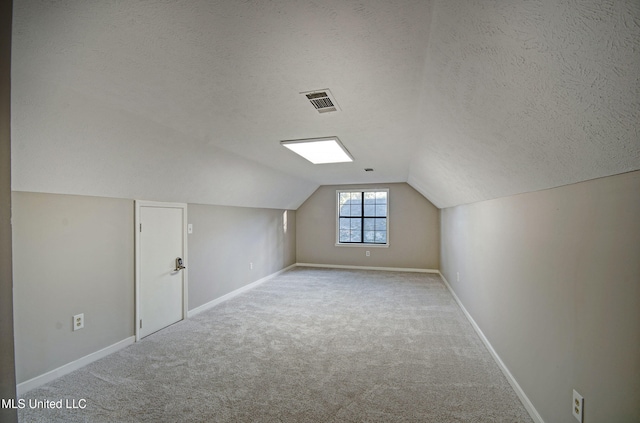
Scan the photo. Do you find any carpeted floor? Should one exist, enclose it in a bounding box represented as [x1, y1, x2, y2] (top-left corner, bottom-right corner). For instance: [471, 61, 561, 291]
[18, 267, 533, 422]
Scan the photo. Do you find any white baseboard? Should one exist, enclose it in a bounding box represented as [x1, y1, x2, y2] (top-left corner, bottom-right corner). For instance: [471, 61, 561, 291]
[438, 272, 545, 423]
[187, 264, 297, 318]
[16, 336, 135, 396]
[295, 263, 439, 274]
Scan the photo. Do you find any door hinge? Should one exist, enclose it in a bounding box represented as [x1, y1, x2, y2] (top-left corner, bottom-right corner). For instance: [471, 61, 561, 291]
[139, 223, 142, 232]
[140, 319, 142, 329]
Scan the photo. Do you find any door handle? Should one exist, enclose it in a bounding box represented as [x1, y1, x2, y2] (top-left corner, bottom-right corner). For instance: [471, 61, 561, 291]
[175, 257, 186, 271]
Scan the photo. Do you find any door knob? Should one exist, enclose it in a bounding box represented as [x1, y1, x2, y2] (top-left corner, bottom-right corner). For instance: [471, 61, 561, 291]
[175, 257, 186, 271]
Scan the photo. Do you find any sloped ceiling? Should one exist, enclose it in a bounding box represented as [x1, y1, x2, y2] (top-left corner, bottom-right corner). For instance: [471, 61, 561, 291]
[11, 0, 640, 209]
[409, 1, 640, 207]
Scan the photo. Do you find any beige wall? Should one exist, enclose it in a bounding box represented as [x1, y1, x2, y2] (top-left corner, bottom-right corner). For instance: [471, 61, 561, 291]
[11, 192, 297, 385]
[440, 171, 640, 423]
[188, 204, 296, 309]
[297, 183, 439, 269]
[12, 192, 135, 383]
[1, 0, 17, 420]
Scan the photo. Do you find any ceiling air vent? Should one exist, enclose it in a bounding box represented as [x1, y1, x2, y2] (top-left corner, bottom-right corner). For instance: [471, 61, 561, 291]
[301, 89, 341, 113]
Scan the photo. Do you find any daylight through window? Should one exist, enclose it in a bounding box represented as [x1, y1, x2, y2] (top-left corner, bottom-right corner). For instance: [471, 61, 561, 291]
[337, 190, 388, 245]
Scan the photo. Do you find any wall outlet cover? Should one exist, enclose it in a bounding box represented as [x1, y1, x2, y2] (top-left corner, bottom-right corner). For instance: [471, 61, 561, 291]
[573, 389, 583, 422]
[73, 313, 84, 331]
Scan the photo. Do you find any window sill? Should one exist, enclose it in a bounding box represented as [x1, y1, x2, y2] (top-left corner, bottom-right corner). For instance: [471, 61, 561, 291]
[335, 243, 389, 248]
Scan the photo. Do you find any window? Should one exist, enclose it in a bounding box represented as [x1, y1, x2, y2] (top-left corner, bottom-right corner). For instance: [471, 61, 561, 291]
[337, 189, 388, 245]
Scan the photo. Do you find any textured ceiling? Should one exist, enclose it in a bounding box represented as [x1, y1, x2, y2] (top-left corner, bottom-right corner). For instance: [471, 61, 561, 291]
[409, 0, 640, 207]
[11, 0, 640, 209]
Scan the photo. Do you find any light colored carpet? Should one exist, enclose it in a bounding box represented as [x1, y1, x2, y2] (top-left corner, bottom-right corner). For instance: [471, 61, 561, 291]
[18, 267, 533, 422]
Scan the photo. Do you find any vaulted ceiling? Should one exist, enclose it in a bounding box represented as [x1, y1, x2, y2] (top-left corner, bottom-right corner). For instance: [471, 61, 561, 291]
[11, 0, 640, 209]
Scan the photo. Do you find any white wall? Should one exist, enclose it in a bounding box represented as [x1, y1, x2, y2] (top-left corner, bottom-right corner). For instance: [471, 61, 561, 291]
[440, 171, 640, 423]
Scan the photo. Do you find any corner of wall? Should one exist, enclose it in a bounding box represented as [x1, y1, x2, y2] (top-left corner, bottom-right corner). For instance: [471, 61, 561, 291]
[0, 0, 17, 421]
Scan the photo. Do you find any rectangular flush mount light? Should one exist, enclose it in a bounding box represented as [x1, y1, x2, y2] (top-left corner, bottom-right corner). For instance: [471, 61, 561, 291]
[280, 137, 353, 164]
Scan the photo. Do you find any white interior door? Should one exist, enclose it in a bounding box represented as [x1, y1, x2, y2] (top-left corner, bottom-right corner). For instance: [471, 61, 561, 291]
[136, 202, 187, 339]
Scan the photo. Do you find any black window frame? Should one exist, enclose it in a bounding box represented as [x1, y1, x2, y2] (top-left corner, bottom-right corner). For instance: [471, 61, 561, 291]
[336, 189, 389, 245]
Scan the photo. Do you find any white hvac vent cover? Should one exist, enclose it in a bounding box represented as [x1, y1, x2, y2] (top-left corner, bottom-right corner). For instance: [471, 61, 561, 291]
[301, 89, 341, 113]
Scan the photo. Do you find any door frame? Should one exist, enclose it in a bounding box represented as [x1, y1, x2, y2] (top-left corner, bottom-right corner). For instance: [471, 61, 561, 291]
[134, 200, 188, 341]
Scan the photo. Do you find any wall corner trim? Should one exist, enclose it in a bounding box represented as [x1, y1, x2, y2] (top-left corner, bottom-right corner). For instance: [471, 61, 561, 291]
[438, 272, 545, 423]
[16, 336, 135, 396]
[187, 264, 297, 318]
[296, 263, 439, 273]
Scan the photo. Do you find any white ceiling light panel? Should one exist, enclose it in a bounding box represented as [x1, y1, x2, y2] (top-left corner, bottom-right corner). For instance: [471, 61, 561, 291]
[280, 137, 353, 164]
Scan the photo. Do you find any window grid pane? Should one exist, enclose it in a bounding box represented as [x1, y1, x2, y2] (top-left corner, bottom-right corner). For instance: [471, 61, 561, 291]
[364, 192, 376, 204]
[363, 218, 375, 231]
[363, 231, 374, 242]
[375, 231, 387, 243]
[364, 205, 375, 216]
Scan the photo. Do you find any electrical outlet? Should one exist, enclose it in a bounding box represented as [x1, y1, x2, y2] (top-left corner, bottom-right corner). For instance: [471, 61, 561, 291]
[250, 262, 253, 270]
[573, 389, 583, 422]
[366, 251, 370, 257]
[73, 313, 84, 331]
[456, 272, 460, 282]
